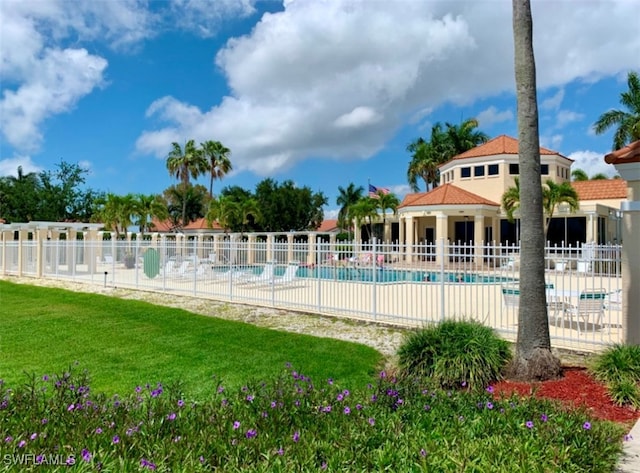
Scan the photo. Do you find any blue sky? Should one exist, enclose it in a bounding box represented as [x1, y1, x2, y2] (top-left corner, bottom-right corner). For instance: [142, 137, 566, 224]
[1, 0, 639, 219]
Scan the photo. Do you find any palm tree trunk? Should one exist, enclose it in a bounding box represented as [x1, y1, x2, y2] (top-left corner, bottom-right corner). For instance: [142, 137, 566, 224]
[510, 0, 561, 381]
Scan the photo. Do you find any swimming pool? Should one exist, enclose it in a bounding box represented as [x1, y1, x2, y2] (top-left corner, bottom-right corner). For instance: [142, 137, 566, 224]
[295, 266, 515, 284]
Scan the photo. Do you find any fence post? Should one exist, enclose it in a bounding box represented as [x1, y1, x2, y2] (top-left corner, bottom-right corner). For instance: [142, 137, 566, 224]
[371, 238, 377, 321]
[439, 238, 446, 322]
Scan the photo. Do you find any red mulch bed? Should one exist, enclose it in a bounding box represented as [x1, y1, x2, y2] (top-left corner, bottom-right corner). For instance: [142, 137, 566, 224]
[491, 367, 640, 428]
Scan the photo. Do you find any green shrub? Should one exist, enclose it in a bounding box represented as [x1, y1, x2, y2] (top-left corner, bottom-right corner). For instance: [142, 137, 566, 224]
[590, 344, 640, 407]
[397, 320, 511, 390]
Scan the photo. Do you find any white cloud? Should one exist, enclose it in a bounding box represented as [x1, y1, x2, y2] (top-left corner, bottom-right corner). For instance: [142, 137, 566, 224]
[476, 106, 513, 128]
[135, 0, 640, 175]
[334, 107, 382, 128]
[540, 134, 564, 151]
[567, 150, 618, 178]
[0, 155, 42, 176]
[540, 89, 564, 111]
[169, 0, 257, 37]
[555, 110, 585, 129]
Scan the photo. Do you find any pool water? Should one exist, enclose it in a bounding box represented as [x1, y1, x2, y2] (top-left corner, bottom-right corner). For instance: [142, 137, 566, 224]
[296, 266, 513, 284]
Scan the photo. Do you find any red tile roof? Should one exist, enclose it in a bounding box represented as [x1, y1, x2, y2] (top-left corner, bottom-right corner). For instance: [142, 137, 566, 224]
[448, 135, 562, 161]
[399, 184, 500, 208]
[316, 219, 339, 232]
[571, 179, 627, 201]
[604, 140, 640, 165]
[150, 218, 222, 232]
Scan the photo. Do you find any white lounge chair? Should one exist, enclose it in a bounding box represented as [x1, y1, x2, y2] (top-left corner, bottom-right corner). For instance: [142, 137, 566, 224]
[239, 262, 276, 285]
[270, 262, 300, 286]
[563, 289, 606, 334]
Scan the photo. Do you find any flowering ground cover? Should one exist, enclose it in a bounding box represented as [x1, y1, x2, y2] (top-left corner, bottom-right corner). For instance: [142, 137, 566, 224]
[0, 366, 626, 472]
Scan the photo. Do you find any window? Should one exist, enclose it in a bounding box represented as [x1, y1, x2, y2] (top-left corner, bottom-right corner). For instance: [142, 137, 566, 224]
[509, 163, 519, 175]
[541, 164, 549, 175]
[474, 165, 485, 177]
[488, 164, 499, 176]
[461, 167, 471, 178]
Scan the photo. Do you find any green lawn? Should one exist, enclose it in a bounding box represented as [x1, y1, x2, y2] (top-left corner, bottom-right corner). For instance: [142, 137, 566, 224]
[0, 280, 383, 397]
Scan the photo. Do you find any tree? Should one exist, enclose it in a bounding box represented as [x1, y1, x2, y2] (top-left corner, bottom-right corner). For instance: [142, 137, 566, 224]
[502, 178, 579, 237]
[373, 191, 400, 241]
[510, 0, 561, 380]
[349, 197, 378, 241]
[407, 120, 489, 192]
[206, 195, 240, 233]
[163, 184, 209, 229]
[201, 140, 232, 197]
[0, 166, 41, 222]
[94, 193, 136, 239]
[336, 183, 364, 233]
[166, 140, 208, 227]
[593, 71, 640, 150]
[132, 194, 169, 236]
[570, 168, 589, 181]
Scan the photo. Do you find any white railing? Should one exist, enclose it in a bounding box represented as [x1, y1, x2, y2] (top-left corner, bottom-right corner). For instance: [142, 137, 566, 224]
[1, 238, 624, 353]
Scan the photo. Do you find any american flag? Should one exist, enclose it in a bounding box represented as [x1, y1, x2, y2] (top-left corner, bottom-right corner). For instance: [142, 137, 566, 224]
[369, 184, 390, 198]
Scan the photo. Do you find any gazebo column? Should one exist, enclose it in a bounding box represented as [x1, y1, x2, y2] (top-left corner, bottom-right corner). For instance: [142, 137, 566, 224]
[399, 215, 405, 256]
[586, 212, 597, 243]
[247, 235, 256, 264]
[435, 214, 448, 265]
[266, 234, 274, 262]
[17, 228, 27, 276]
[307, 232, 317, 266]
[86, 229, 98, 274]
[287, 233, 294, 263]
[474, 215, 484, 265]
[405, 216, 414, 263]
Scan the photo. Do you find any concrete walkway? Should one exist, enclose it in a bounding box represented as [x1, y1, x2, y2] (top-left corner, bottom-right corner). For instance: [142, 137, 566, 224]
[616, 419, 640, 472]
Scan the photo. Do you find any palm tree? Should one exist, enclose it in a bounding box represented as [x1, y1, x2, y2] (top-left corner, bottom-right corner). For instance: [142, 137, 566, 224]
[133, 194, 169, 236]
[373, 191, 400, 242]
[510, 0, 561, 381]
[336, 183, 364, 233]
[542, 180, 579, 236]
[445, 118, 490, 155]
[591, 173, 608, 180]
[501, 177, 522, 224]
[593, 71, 640, 150]
[164, 184, 209, 229]
[166, 140, 208, 226]
[237, 198, 262, 235]
[349, 198, 378, 241]
[201, 140, 232, 197]
[571, 169, 589, 181]
[96, 193, 136, 240]
[205, 195, 240, 233]
[406, 137, 441, 192]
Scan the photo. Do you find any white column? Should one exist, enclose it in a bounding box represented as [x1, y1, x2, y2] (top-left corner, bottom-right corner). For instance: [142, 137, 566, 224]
[435, 214, 447, 265]
[474, 215, 484, 265]
[406, 216, 414, 263]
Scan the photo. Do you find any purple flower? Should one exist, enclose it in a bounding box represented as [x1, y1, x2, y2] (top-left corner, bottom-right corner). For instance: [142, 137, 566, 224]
[583, 422, 592, 430]
[95, 427, 103, 434]
[82, 449, 92, 462]
[525, 421, 534, 429]
[199, 456, 205, 464]
[486, 402, 494, 410]
[368, 417, 375, 426]
[327, 378, 334, 385]
[141, 458, 157, 470]
[424, 404, 431, 411]
[270, 401, 277, 408]
[135, 386, 142, 393]
[292, 431, 300, 443]
[18, 440, 26, 448]
[625, 434, 634, 442]
[420, 448, 427, 457]
[167, 413, 176, 421]
[36, 455, 43, 464]
[66, 456, 75, 465]
[343, 389, 350, 397]
[336, 393, 344, 401]
[540, 414, 548, 422]
[380, 371, 387, 379]
[343, 406, 351, 415]
[246, 395, 254, 402]
[356, 403, 363, 410]
[246, 429, 257, 439]
[371, 394, 378, 402]
[217, 386, 225, 393]
[277, 447, 284, 456]
[177, 399, 184, 408]
[68, 403, 75, 411]
[486, 386, 494, 394]
[321, 462, 327, 470]
[233, 421, 240, 430]
[42, 375, 49, 381]
[112, 435, 120, 444]
[4, 436, 13, 443]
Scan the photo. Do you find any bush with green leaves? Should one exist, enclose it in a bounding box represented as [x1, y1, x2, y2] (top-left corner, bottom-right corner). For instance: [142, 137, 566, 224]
[590, 344, 640, 407]
[397, 320, 512, 390]
[0, 365, 626, 472]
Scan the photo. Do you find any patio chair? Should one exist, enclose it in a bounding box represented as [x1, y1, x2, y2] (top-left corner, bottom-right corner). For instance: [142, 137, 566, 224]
[563, 289, 606, 334]
[270, 262, 300, 286]
[605, 289, 622, 311]
[239, 262, 276, 285]
[577, 242, 596, 273]
[501, 284, 520, 310]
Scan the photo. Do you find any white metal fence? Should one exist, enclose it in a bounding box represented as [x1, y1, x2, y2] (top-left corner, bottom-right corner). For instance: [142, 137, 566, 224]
[1, 238, 623, 353]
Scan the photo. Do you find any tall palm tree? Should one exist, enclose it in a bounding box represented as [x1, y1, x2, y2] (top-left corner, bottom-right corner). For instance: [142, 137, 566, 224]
[96, 193, 136, 240]
[164, 184, 208, 229]
[201, 140, 232, 197]
[237, 198, 262, 235]
[510, 0, 561, 381]
[133, 194, 169, 236]
[336, 183, 364, 232]
[166, 140, 208, 226]
[445, 118, 490, 155]
[593, 71, 640, 150]
[373, 191, 400, 242]
[406, 137, 441, 192]
[501, 177, 522, 224]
